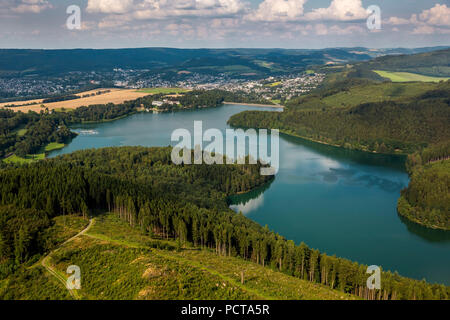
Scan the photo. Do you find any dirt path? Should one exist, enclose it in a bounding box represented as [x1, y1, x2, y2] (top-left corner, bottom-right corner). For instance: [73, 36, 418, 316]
[41, 218, 95, 300]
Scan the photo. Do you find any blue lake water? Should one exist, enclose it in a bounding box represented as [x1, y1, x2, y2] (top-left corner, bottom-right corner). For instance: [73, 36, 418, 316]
[50, 104, 450, 285]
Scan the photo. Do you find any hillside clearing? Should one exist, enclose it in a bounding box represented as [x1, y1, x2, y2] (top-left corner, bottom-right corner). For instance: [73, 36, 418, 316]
[43, 213, 356, 300]
[373, 70, 450, 82]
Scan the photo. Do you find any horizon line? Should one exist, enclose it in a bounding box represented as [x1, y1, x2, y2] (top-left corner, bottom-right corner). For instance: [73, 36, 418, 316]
[1, 45, 449, 51]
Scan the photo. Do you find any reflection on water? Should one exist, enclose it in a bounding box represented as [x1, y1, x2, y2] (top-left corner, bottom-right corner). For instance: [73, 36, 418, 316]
[75, 129, 99, 135]
[316, 168, 405, 193]
[280, 133, 407, 171]
[398, 215, 450, 243]
[229, 180, 274, 215]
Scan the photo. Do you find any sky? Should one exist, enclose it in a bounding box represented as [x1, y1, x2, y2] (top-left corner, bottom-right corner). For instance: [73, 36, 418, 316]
[0, 0, 449, 49]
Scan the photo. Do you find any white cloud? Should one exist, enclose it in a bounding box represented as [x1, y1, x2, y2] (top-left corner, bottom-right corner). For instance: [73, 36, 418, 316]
[314, 23, 328, 35]
[11, 0, 52, 13]
[246, 0, 370, 22]
[87, 0, 245, 19]
[304, 0, 368, 21]
[412, 25, 436, 35]
[386, 16, 410, 25]
[419, 4, 450, 26]
[87, 0, 134, 14]
[310, 23, 365, 36]
[247, 0, 307, 22]
[329, 24, 364, 35]
[386, 4, 450, 34]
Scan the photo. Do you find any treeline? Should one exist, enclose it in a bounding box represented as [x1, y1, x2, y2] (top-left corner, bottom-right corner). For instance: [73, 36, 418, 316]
[0, 146, 448, 300]
[398, 142, 450, 230]
[177, 90, 273, 109]
[42, 95, 79, 104]
[0, 109, 76, 158]
[406, 141, 450, 170]
[228, 82, 450, 154]
[212, 90, 274, 105]
[0, 84, 102, 103]
[0, 205, 52, 271]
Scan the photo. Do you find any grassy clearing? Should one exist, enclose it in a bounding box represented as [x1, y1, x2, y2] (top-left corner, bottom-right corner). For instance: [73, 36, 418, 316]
[3, 153, 45, 164]
[44, 142, 65, 152]
[44, 213, 356, 300]
[43, 215, 90, 249]
[16, 128, 27, 137]
[318, 81, 437, 109]
[373, 70, 450, 82]
[3, 143, 65, 164]
[137, 88, 190, 94]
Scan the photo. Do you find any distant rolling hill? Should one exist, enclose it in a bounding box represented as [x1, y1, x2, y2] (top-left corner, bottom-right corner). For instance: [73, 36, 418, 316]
[0, 47, 447, 78]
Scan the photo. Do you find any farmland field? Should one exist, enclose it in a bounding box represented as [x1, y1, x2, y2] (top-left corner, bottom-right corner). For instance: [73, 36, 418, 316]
[0, 88, 149, 112]
[373, 70, 450, 82]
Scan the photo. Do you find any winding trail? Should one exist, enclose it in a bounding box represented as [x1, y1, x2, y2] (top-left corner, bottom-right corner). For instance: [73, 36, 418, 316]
[41, 218, 95, 300]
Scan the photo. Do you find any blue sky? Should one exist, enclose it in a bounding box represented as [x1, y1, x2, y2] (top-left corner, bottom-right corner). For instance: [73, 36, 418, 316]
[0, 0, 448, 49]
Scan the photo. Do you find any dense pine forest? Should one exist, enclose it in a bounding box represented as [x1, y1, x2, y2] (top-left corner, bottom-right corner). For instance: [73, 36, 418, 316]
[398, 142, 450, 230]
[0, 147, 448, 300]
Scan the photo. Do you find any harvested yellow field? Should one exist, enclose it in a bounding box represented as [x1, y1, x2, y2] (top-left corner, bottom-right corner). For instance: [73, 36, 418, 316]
[1, 88, 150, 112]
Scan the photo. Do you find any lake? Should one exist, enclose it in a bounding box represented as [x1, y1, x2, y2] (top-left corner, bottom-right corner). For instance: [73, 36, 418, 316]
[50, 104, 450, 285]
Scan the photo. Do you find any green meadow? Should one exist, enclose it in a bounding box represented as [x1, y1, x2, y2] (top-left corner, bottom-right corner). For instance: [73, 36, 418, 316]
[3, 153, 45, 164]
[373, 70, 450, 83]
[3, 142, 64, 164]
[288, 80, 439, 110]
[44, 142, 65, 152]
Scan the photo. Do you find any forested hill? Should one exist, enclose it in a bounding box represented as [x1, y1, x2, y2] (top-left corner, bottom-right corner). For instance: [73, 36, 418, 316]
[229, 81, 450, 154]
[0, 48, 372, 77]
[398, 142, 450, 230]
[0, 147, 448, 300]
[356, 48, 450, 77]
[2, 47, 447, 78]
